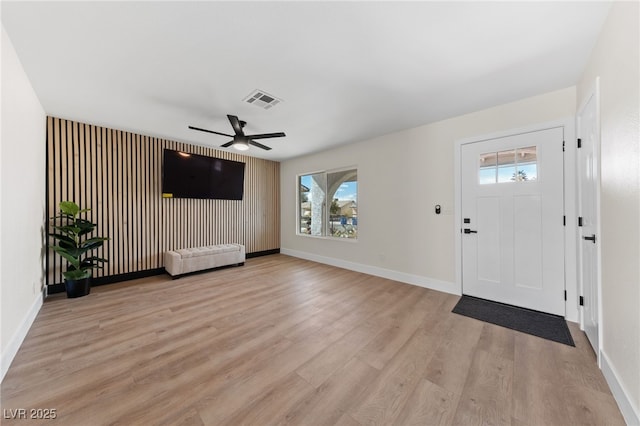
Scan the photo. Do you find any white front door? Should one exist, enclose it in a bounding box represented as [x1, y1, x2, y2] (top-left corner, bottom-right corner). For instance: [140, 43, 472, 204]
[577, 85, 600, 353]
[461, 127, 565, 316]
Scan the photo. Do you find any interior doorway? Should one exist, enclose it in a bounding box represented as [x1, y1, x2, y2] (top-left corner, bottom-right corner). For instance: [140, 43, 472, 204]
[576, 78, 601, 356]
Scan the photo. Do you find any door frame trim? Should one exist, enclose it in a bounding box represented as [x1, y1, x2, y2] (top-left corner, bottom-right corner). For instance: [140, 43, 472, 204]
[576, 77, 602, 363]
[454, 117, 578, 322]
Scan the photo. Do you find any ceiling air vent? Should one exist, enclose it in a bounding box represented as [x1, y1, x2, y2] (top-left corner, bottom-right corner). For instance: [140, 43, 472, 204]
[243, 90, 282, 110]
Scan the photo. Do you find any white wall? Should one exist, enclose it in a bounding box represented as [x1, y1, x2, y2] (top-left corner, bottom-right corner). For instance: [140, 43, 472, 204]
[281, 86, 576, 295]
[577, 2, 640, 424]
[1, 26, 47, 381]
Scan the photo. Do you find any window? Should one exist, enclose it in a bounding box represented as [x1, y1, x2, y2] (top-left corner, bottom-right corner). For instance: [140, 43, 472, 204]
[298, 168, 357, 239]
[299, 173, 326, 237]
[479, 146, 537, 184]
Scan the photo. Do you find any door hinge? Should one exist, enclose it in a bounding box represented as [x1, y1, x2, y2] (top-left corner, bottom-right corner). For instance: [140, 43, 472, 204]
[563, 216, 566, 226]
[578, 217, 583, 227]
[562, 141, 565, 152]
[579, 296, 584, 306]
[577, 138, 582, 148]
[564, 290, 567, 301]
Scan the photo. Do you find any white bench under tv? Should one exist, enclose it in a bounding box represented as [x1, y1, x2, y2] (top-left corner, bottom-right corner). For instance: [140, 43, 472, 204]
[164, 244, 245, 277]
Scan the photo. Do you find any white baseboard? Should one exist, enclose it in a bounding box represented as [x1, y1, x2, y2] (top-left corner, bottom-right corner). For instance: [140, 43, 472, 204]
[280, 248, 459, 296]
[601, 349, 640, 426]
[1, 289, 44, 382]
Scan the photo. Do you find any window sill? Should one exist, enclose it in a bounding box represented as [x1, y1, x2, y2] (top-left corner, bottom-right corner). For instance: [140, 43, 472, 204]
[296, 233, 358, 243]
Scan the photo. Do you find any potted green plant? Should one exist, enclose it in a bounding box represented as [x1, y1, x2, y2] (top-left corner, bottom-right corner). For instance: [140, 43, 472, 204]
[49, 201, 108, 298]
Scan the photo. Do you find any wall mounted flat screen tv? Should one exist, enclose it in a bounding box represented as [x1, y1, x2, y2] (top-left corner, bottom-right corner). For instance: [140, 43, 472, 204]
[162, 149, 245, 200]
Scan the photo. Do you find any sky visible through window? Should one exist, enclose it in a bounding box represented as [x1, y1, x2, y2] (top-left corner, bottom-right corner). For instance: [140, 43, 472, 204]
[336, 181, 357, 200]
[300, 175, 357, 200]
[480, 163, 538, 185]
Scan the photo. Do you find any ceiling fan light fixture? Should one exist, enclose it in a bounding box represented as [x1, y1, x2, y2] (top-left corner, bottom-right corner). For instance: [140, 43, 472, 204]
[233, 139, 250, 151]
[189, 114, 285, 151]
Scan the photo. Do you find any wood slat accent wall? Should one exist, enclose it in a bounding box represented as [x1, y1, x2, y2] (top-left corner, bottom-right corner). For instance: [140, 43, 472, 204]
[46, 116, 280, 286]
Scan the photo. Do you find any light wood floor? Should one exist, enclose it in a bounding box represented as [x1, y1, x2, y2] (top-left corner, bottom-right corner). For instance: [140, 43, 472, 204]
[2, 255, 624, 425]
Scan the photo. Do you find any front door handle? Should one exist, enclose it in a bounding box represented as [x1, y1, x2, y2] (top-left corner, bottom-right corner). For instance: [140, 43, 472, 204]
[464, 228, 478, 234]
[583, 234, 596, 243]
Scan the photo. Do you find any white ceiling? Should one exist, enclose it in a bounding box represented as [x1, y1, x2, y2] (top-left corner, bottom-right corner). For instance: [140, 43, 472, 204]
[2, 1, 611, 161]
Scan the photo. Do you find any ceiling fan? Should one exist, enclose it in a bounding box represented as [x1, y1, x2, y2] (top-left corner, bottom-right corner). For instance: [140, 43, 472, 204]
[188, 115, 285, 151]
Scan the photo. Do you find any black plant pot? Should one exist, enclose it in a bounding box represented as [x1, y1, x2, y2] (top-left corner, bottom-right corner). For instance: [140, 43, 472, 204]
[64, 277, 91, 298]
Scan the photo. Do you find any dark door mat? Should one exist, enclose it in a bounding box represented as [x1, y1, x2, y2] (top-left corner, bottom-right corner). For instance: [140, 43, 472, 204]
[452, 295, 575, 346]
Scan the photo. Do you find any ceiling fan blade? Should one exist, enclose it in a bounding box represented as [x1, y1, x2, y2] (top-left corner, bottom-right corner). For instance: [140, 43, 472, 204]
[249, 140, 272, 151]
[227, 115, 244, 136]
[220, 140, 234, 148]
[245, 132, 286, 140]
[188, 126, 233, 138]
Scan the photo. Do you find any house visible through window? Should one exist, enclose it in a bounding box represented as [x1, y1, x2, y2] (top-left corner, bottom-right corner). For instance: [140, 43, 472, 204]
[298, 168, 357, 239]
